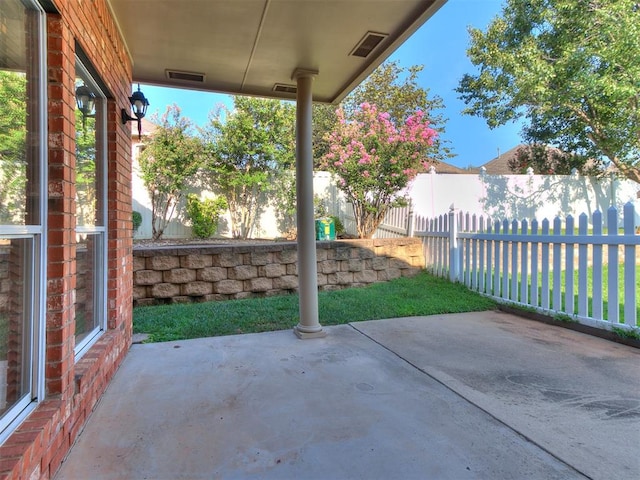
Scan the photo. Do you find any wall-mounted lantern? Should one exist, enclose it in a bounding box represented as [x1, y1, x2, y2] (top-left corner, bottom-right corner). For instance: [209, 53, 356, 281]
[75, 84, 95, 129]
[121, 84, 149, 139]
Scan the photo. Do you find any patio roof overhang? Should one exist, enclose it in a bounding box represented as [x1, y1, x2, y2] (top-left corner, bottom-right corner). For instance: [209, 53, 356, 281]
[106, 0, 446, 103]
[106, 0, 447, 335]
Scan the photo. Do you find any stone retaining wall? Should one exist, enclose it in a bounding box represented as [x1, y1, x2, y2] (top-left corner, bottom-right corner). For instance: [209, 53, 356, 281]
[133, 238, 425, 306]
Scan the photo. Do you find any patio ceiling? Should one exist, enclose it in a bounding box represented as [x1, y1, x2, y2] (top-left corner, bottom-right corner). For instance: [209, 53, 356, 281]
[106, 0, 446, 103]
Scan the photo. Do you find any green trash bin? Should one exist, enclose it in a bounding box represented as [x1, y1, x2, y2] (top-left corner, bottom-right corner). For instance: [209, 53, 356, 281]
[315, 217, 336, 241]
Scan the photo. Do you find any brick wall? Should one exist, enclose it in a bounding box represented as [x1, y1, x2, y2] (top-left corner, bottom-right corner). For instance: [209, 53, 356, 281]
[133, 238, 426, 306]
[0, 1, 133, 478]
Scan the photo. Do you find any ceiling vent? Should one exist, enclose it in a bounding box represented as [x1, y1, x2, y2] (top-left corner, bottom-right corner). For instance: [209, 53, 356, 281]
[273, 84, 297, 94]
[165, 69, 206, 83]
[350, 32, 388, 58]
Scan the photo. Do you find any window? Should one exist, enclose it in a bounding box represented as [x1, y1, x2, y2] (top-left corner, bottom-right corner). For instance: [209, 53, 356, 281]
[0, 0, 45, 441]
[74, 58, 107, 357]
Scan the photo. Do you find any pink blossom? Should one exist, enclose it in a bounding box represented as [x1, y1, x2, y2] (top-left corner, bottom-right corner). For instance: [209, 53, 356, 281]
[358, 153, 372, 165]
[320, 103, 439, 237]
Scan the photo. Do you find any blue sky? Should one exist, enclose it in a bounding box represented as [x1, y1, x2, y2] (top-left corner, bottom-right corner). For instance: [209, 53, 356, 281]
[141, 0, 521, 169]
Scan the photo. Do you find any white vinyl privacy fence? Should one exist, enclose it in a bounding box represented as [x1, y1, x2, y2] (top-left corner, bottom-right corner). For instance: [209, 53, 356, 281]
[415, 204, 639, 332]
[133, 166, 639, 240]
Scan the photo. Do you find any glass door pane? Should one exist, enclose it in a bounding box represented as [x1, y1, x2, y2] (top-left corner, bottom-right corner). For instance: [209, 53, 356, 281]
[74, 232, 104, 345]
[74, 57, 106, 356]
[0, 237, 33, 426]
[0, 0, 44, 439]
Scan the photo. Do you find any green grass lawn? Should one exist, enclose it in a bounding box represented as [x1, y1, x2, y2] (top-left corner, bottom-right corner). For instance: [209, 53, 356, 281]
[567, 264, 640, 323]
[133, 271, 496, 342]
[500, 264, 640, 325]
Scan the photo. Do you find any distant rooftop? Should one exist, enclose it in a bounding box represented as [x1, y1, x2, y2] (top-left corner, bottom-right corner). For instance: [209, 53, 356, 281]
[478, 145, 526, 175]
[423, 161, 477, 174]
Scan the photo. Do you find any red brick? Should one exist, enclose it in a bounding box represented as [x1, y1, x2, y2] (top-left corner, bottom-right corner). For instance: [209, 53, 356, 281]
[1, 3, 134, 479]
[0, 458, 20, 475]
[0, 445, 30, 460]
[7, 430, 40, 446]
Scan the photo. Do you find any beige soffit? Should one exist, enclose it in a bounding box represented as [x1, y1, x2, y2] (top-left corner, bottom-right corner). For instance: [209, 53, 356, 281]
[106, 0, 446, 103]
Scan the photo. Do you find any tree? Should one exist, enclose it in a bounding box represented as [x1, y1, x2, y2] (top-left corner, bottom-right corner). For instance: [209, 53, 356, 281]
[75, 106, 98, 225]
[343, 61, 452, 163]
[201, 96, 295, 239]
[320, 102, 437, 238]
[507, 143, 601, 176]
[138, 105, 203, 240]
[313, 61, 453, 165]
[457, 0, 640, 183]
[312, 103, 339, 164]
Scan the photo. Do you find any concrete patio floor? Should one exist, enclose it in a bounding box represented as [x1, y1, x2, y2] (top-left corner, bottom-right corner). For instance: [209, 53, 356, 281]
[55, 311, 639, 480]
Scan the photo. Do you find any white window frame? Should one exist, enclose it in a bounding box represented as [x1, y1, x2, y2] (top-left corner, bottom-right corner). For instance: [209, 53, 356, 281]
[73, 59, 108, 360]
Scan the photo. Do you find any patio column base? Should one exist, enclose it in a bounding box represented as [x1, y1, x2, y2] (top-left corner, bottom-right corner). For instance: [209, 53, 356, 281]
[293, 325, 327, 339]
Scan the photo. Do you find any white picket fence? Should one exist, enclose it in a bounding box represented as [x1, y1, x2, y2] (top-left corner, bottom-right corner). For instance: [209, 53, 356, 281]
[414, 203, 639, 332]
[346, 201, 639, 331]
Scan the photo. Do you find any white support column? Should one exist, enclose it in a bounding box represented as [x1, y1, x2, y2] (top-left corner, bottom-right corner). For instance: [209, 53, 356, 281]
[293, 69, 325, 339]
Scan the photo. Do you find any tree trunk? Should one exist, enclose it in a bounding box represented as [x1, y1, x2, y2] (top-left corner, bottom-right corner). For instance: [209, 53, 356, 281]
[355, 203, 388, 239]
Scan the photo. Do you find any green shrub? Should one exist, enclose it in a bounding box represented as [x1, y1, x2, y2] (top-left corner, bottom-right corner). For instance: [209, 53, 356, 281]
[132, 211, 142, 232]
[330, 215, 345, 236]
[313, 195, 327, 218]
[186, 194, 227, 238]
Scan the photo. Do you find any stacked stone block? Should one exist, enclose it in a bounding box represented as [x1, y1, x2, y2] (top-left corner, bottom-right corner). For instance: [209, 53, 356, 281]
[133, 238, 425, 306]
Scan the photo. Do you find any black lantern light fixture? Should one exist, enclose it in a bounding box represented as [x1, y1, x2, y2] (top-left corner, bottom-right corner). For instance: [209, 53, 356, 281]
[75, 84, 95, 129]
[121, 84, 149, 139]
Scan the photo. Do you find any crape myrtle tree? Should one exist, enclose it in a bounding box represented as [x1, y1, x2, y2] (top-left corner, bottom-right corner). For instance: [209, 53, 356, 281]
[313, 61, 452, 165]
[138, 105, 203, 240]
[320, 102, 437, 238]
[341, 61, 453, 164]
[457, 0, 640, 183]
[317, 61, 447, 239]
[201, 96, 295, 239]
